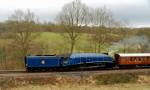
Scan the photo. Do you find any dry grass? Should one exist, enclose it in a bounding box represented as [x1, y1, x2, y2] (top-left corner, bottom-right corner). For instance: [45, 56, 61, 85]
[0, 73, 150, 90]
[138, 75, 150, 84]
[0, 75, 81, 89]
[94, 73, 138, 85]
[11, 83, 150, 90]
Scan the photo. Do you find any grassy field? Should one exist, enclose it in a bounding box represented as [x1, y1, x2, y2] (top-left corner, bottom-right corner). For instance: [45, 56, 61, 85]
[36, 32, 111, 53]
[0, 32, 111, 55]
[35, 32, 96, 54]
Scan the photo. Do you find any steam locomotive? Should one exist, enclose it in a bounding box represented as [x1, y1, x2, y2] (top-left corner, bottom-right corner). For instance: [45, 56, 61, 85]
[25, 53, 150, 71]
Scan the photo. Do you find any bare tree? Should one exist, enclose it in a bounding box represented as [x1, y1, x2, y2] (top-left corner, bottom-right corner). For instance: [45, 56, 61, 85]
[56, 0, 89, 53]
[90, 7, 115, 53]
[7, 9, 41, 59]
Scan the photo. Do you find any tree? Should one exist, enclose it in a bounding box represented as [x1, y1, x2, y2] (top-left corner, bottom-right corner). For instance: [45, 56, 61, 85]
[56, 0, 89, 53]
[6, 9, 41, 59]
[89, 7, 116, 53]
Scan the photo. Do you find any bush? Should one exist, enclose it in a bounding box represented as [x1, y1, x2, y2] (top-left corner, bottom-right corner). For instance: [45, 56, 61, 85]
[94, 73, 138, 85]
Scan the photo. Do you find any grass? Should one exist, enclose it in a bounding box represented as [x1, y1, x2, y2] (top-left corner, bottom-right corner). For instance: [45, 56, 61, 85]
[94, 73, 138, 85]
[36, 32, 63, 42]
[10, 83, 150, 90]
[0, 32, 110, 54]
[0, 73, 150, 90]
[34, 32, 95, 54]
[36, 32, 109, 53]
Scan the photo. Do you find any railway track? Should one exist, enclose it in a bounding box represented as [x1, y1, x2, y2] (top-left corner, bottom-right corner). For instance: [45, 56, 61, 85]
[0, 68, 150, 78]
[0, 70, 26, 74]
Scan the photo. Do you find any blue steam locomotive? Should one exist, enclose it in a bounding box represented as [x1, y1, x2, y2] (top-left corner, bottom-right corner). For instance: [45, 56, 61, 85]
[25, 53, 115, 71]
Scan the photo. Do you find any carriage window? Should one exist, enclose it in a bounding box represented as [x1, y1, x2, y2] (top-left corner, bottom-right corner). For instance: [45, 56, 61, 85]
[130, 59, 133, 61]
[148, 57, 150, 61]
[130, 57, 135, 61]
[134, 58, 138, 61]
[130, 57, 133, 61]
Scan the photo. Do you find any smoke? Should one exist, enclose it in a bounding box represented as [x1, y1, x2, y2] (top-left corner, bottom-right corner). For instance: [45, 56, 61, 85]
[110, 35, 149, 53]
[122, 35, 149, 46]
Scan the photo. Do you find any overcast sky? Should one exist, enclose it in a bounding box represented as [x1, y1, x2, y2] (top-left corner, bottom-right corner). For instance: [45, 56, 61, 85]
[0, 0, 150, 27]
